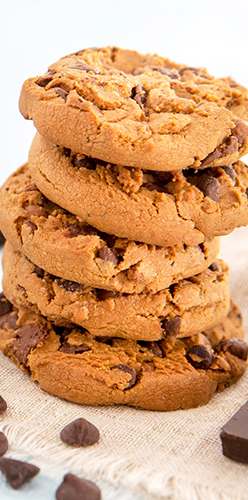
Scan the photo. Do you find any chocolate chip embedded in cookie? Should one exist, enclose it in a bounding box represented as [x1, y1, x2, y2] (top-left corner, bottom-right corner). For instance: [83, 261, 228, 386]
[28, 134, 248, 247]
[0, 164, 220, 292]
[0, 302, 246, 411]
[2, 242, 230, 341]
[19, 47, 248, 171]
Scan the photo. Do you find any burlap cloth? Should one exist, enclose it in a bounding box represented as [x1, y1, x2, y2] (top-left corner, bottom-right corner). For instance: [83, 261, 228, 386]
[0, 226, 247, 500]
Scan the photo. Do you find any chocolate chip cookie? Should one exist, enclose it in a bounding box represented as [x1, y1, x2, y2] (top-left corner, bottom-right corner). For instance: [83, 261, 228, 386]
[2, 242, 230, 341]
[0, 295, 246, 411]
[0, 164, 220, 293]
[28, 134, 248, 247]
[19, 47, 248, 171]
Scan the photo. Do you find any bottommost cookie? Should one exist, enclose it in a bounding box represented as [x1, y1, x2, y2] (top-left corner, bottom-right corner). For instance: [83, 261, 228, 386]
[0, 294, 247, 411]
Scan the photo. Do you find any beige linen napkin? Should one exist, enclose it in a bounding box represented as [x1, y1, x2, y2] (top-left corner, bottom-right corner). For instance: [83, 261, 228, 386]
[0, 226, 247, 500]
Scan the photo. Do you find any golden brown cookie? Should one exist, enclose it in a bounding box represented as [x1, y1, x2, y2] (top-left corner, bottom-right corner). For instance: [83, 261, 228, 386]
[0, 164, 220, 293]
[19, 47, 248, 171]
[2, 242, 230, 341]
[28, 134, 248, 247]
[0, 295, 246, 411]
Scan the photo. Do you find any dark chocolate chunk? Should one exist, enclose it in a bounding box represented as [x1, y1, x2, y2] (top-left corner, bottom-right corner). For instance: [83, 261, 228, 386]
[0, 231, 5, 246]
[59, 341, 90, 354]
[53, 87, 69, 100]
[98, 246, 118, 266]
[68, 62, 99, 74]
[56, 473, 101, 500]
[60, 418, 100, 447]
[0, 396, 7, 414]
[55, 278, 86, 293]
[198, 177, 220, 202]
[25, 204, 48, 218]
[216, 338, 248, 361]
[72, 155, 97, 170]
[9, 323, 48, 367]
[220, 401, 248, 463]
[0, 457, 40, 489]
[33, 264, 44, 279]
[222, 166, 237, 182]
[36, 70, 56, 87]
[0, 293, 12, 316]
[131, 84, 147, 107]
[151, 66, 179, 79]
[111, 364, 137, 389]
[1, 312, 19, 331]
[233, 120, 248, 147]
[209, 261, 221, 272]
[21, 183, 39, 192]
[187, 345, 213, 369]
[163, 316, 182, 338]
[0, 432, 8, 456]
[64, 223, 98, 238]
[96, 289, 117, 301]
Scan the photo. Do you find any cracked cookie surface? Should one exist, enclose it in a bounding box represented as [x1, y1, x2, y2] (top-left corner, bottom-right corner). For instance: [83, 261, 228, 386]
[2, 242, 230, 341]
[28, 134, 248, 247]
[0, 164, 219, 293]
[0, 295, 246, 410]
[19, 47, 248, 171]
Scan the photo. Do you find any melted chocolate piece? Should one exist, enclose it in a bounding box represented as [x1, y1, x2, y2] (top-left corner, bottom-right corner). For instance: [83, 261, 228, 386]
[163, 316, 182, 338]
[60, 418, 100, 447]
[111, 364, 137, 389]
[59, 341, 90, 354]
[0, 458, 40, 489]
[98, 246, 118, 266]
[0, 293, 12, 316]
[9, 323, 48, 367]
[0, 396, 7, 414]
[131, 84, 147, 107]
[220, 401, 248, 463]
[68, 62, 99, 74]
[56, 474, 101, 500]
[198, 177, 220, 202]
[53, 87, 69, 100]
[216, 338, 248, 361]
[55, 278, 86, 293]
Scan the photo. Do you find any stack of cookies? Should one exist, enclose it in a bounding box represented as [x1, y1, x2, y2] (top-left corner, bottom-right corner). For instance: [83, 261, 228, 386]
[0, 47, 248, 411]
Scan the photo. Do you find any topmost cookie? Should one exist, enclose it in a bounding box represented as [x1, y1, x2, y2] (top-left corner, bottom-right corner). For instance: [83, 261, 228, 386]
[19, 47, 248, 171]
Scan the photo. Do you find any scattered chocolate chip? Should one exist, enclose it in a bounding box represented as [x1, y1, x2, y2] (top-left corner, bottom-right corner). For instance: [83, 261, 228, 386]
[162, 316, 182, 338]
[55, 278, 86, 293]
[25, 204, 48, 217]
[21, 183, 38, 192]
[187, 345, 213, 369]
[111, 364, 137, 389]
[0, 457, 40, 489]
[33, 265, 44, 279]
[0, 293, 12, 316]
[220, 400, 248, 463]
[131, 84, 147, 107]
[198, 177, 220, 202]
[56, 473, 101, 500]
[9, 323, 48, 367]
[36, 70, 56, 87]
[60, 418, 100, 447]
[209, 261, 221, 272]
[0, 231, 5, 246]
[0, 433, 8, 457]
[216, 338, 248, 361]
[2, 312, 19, 331]
[0, 396, 7, 414]
[232, 120, 248, 148]
[72, 155, 97, 170]
[53, 87, 69, 100]
[222, 166, 237, 182]
[98, 246, 118, 266]
[68, 62, 99, 74]
[64, 223, 98, 238]
[24, 220, 37, 234]
[149, 342, 163, 357]
[59, 341, 90, 354]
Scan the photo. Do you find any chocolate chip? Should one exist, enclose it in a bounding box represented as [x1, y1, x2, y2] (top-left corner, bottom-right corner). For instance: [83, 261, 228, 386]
[187, 345, 213, 369]
[55, 278, 86, 293]
[9, 323, 48, 367]
[198, 177, 220, 202]
[24, 220, 37, 234]
[98, 247, 118, 266]
[59, 341, 90, 354]
[96, 290, 117, 301]
[151, 66, 180, 79]
[36, 69, 56, 87]
[179, 66, 201, 76]
[0, 433, 8, 457]
[131, 84, 147, 107]
[111, 364, 137, 389]
[162, 316, 182, 338]
[0, 293, 12, 316]
[0, 458, 40, 489]
[68, 62, 99, 74]
[56, 474, 101, 500]
[72, 155, 97, 170]
[149, 342, 163, 357]
[217, 338, 248, 361]
[60, 418, 100, 447]
[232, 120, 248, 148]
[222, 166, 237, 182]
[2, 312, 19, 331]
[64, 223, 98, 238]
[25, 204, 48, 217]
[53, 87, 69, 100]
[209, 261, 221, 272]
[0, 396, 7, 414]
[21, 183, 38, 192]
